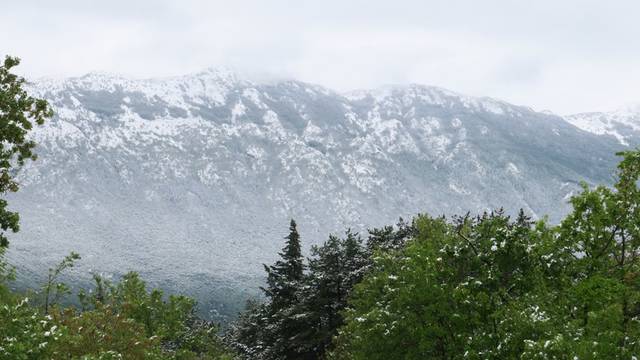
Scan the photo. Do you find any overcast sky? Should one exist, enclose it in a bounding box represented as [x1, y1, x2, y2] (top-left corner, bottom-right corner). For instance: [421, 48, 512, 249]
[2, 0, 639, 114]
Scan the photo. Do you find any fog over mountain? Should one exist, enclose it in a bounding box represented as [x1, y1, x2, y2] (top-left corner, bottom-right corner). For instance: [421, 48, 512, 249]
[5, 69, 637, 319]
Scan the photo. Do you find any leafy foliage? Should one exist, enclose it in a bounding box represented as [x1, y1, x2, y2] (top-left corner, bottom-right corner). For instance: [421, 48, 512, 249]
[1, 267, 236, 359]
[0, 297, 60, 359]
[0, 56, 52, 248]
[42, 251, 81, 314]
[0, 246, 15, 303]
[50, 304, 164, 359]
[64, 271, 235, 359]
[330, 149, 640, 359]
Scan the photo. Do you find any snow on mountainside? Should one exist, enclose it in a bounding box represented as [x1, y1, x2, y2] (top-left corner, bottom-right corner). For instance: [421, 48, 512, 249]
[565, 104, 640, 146]
[6, 69, 626, 319]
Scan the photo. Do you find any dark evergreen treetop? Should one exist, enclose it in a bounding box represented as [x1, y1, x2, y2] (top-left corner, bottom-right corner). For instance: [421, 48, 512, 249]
[261, 219, 304, 308]
[366, 217, 417, 253]
[280, 219, 304, 282]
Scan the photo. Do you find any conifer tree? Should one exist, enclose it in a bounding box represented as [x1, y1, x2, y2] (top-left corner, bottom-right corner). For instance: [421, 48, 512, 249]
[309, 234, 344, 331]
[341, 229, 369, 293]
[226, 299, 269, 358]
[262, 219, 304, 308]
[294, 230, 369, 359]
[366, 217, 416, 253]
[253, 219, 307, 359]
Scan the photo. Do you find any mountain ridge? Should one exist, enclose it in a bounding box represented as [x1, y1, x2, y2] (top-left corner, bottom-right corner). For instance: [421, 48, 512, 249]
[7, 68, 632, 319]
[565, 104, 640, 146]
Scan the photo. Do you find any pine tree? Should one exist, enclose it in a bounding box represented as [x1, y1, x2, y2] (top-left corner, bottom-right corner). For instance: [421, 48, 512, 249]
[257, 219, 307, 359]
[294, 230, 369, 359]
[225, 299, 269, 358]
[262, 219, 304, 308]
[365, 225, 395, 253]
[232, 220, 413, 359]
[340, 229, 368, 303]
[366, 217, 416, 254]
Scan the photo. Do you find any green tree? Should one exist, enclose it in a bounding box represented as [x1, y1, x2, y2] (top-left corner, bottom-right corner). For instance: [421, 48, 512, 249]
[262, 219, 304, 309]
[42, 251, 81, 314]
[230, 221, 410, 360]
[295, 229, 369, 359]
[225, 299, 269, 358]
[329, 211, 556, 359]
[231, 220, 306, 359]
[299, 234, 344, 357]
[366, 217, 416, 254]
[330, 150, 640, 359]
[0, 56, 54, 359]
[55, 271, 236, 359]
[0, 297, 61, 359]
[0, 55, 51, 305]
[528, 149, 640, 358]
[0, 245, 15, 302]
[341, 229, 369, 291]
[0, 56, 52, 248]
[261, 219, 306, 359]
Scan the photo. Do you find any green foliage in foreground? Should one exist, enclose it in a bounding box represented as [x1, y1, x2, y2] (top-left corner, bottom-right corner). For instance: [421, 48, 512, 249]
[0, 56, 53, 248]
[0, 268, 236, 359]
[329, 150, 640, 359]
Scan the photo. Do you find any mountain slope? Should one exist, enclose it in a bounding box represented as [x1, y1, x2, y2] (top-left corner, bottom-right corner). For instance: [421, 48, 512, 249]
[6, 70, 626, 319]
[565, 104, 640, 146]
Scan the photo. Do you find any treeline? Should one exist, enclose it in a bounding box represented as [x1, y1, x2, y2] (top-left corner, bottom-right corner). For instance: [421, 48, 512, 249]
[2, 56, 640, 359]
[335, 149, 640, 358]
[226, 148, 640, 359]
[0, 257, 235, 359]
[224, 219, 415, 359]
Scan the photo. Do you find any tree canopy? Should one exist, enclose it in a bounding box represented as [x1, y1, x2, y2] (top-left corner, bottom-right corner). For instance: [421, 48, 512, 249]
[329, 150, 640, 359]
[0, 56, 52, 247]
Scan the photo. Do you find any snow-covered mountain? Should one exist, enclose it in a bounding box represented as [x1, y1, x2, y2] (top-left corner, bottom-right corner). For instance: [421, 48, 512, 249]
[565, 104, 640, 146]
[6, 69, 628, 319]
